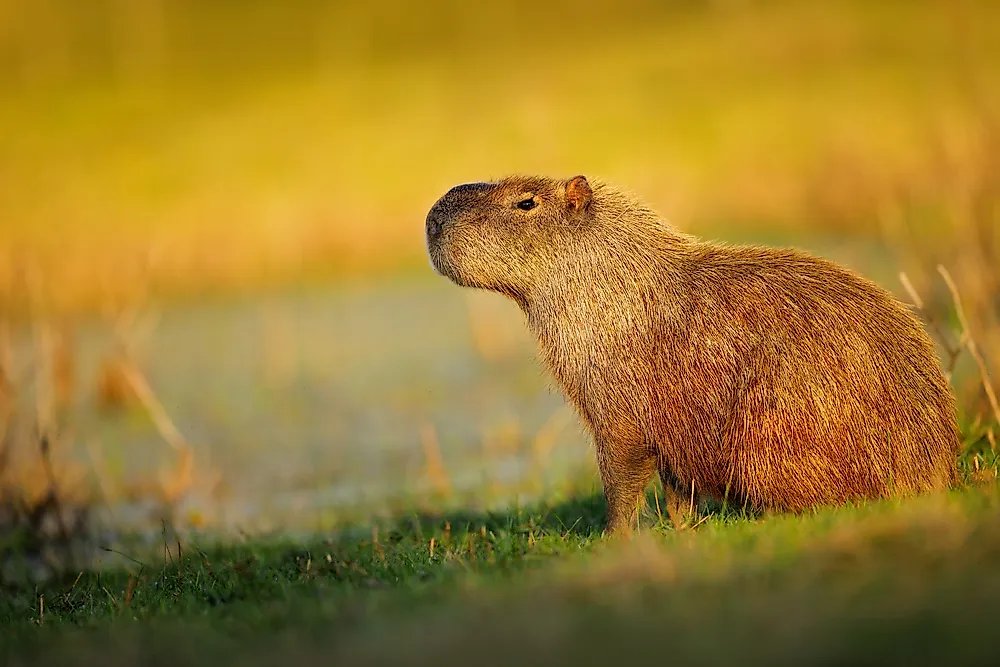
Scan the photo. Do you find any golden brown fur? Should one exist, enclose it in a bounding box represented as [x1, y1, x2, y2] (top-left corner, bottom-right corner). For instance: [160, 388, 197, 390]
[425, 175, 961, 535]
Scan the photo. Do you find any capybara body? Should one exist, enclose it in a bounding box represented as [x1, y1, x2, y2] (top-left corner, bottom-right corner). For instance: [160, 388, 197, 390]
[425, 175, 961, 534]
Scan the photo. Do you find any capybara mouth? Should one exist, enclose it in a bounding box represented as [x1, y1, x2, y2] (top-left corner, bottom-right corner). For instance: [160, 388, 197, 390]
[425, 241, 449, 278]
[427, 242, 468, 287]
[424, 219, 462, 284]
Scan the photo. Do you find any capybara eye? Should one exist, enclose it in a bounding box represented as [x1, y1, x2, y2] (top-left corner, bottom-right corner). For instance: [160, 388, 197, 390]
[516, 198, 537, 211]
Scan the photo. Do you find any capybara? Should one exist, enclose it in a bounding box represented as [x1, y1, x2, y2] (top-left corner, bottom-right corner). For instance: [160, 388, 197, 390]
[425, 174, 960, 534]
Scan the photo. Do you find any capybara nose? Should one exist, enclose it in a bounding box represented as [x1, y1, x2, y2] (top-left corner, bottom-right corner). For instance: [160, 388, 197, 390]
[426, 212, 444, 239]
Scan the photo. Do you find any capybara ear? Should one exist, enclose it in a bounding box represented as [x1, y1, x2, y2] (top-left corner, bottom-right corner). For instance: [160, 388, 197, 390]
[565, 175, 593, 212]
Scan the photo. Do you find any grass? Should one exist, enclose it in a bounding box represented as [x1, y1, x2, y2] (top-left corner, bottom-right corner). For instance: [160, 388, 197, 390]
[1, 0, 999, 316]
[2, 475, 1000, 666]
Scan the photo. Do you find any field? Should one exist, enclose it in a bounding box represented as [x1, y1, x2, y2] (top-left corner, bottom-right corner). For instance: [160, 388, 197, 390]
[5, 481, 1000, 666]
[2, 0, 1000, 664]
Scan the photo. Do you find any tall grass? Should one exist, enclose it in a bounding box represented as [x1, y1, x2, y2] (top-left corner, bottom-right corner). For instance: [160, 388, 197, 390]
[0, 284, 216, 584]
[0, 0, 998, 314]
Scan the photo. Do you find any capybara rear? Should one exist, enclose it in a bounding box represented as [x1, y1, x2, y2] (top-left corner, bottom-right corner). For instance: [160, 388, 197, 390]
[425, 174, 961, 534]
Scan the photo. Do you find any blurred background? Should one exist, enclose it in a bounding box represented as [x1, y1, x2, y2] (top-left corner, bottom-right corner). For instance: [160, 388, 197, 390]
[0, 0, 998, 549]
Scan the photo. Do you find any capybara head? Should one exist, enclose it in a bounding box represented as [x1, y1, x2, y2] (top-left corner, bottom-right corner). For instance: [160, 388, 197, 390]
[425, 175, 596, 299]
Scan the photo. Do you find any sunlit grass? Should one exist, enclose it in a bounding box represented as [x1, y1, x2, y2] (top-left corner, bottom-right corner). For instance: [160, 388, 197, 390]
[1, 0, 998, 314]
[3, 479, 999, 666]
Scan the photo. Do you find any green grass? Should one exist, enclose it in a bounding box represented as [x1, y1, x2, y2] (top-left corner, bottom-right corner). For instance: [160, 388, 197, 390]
[3, 474, 1000, 667]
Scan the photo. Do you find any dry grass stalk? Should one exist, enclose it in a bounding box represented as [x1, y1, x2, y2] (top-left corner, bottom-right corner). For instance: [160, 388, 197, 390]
[652, 483, 663, 523]
[96, 358, 137, 410]
[0, 322, 94, 584]
[900, 264, 999, 485]
[101, 301, 200, 509]
[900, 267, 1000, 432]
[372, 525, 386, 564]
[420, 422, 452, 498]
[662, 495, 685, 532]
[47, 325, 76, 415]
[881, 114, 1000, 409]
[2, 259, 210, 586]
[898, 272, 962, 380]
[0, 322, 14, 454]
[936, 265, 1000, 430]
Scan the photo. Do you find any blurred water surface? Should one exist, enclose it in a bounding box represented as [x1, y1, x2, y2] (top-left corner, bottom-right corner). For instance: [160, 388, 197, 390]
[5, 232, 907, 533]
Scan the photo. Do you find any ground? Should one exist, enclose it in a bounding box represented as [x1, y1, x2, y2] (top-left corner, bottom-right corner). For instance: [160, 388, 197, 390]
[3, 474, 999, 667]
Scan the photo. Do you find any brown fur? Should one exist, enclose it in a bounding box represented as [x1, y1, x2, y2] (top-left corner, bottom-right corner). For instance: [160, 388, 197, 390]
[425, 175, 961, 535]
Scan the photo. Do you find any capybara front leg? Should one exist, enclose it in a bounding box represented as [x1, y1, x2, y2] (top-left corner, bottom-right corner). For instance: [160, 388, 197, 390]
[596, 440, 657, 537]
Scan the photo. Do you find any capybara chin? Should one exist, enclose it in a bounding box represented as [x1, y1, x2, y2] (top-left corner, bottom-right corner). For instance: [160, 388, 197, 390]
[425, 174, 961, 535]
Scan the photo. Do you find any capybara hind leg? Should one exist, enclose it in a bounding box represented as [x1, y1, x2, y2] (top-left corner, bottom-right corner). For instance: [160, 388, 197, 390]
[658, 468, 696, 530]
[597, 441, 657, 537]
